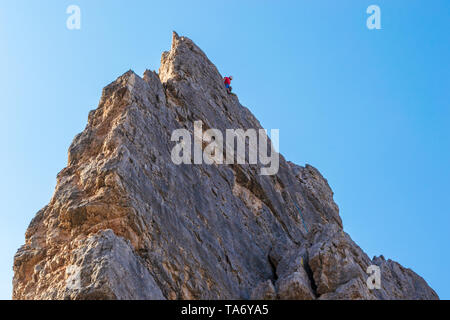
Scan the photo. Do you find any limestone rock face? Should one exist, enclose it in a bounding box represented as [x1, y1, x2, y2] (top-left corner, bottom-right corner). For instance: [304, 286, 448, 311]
[13, 32, 438, 300]
[64, 230, 165, 300]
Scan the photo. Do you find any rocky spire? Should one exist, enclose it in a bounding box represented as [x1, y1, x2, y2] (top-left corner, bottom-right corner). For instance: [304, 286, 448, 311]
[13, 33, 438, 300]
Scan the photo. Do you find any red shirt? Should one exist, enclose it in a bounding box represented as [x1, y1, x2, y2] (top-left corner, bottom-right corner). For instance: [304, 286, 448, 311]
[224, 77, 232, 85]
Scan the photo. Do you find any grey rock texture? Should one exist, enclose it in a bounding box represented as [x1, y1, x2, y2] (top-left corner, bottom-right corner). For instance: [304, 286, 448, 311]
[13, 32, 438, 300]
[64, 230, 165, 300]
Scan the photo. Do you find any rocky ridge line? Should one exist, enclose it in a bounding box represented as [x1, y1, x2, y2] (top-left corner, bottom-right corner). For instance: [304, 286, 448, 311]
[13, 32, 438, 300]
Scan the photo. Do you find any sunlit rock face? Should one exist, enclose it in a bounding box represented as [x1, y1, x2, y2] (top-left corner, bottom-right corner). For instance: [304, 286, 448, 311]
[13, 33, 438, 300]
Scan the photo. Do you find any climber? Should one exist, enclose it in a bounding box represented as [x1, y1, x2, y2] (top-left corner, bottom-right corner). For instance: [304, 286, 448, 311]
[224, 76, 233, 94]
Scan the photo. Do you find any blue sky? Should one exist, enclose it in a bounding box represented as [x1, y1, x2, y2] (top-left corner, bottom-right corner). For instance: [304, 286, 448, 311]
[1, 0, 449, 299]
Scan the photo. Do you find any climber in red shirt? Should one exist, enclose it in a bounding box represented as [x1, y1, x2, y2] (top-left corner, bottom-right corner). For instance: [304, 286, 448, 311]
[224, 76, 233, 94]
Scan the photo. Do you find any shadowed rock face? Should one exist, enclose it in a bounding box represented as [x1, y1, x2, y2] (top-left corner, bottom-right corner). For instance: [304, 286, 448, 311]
[13, 32, 438, 300]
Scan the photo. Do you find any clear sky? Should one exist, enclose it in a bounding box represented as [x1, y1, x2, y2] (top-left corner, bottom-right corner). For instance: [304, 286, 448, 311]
[1, 0, 448, 300]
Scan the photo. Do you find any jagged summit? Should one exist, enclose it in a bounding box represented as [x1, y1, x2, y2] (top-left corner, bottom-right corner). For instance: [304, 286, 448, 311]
[13, 33, 438, 300]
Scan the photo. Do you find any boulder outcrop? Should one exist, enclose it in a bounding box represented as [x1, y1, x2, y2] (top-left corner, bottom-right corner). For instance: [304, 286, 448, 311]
[13, 32, 438, 300]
